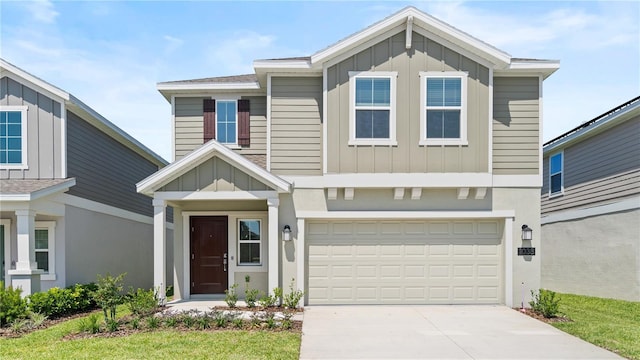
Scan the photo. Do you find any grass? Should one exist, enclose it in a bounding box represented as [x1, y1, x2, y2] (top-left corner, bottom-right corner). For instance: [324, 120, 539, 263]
[552, 293, 640, 360]
[1, 307, 301, 360]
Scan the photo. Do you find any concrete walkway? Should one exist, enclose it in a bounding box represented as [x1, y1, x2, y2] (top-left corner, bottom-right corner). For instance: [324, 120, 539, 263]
[300, 305, 621, 359]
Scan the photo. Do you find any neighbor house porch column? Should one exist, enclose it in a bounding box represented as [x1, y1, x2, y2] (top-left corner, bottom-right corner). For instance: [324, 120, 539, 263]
[267, 198, 279, 295]
[153, 199, 167, 304]
[9, 209, 42, 296]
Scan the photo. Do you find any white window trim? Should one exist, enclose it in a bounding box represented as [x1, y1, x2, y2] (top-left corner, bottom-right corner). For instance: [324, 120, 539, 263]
[548, 151, 564, 198]
[0, 106, 29, 169]
[419, 72, 468, 146]
[35, 221, 56, 281]
[215, 98, 239, 147]
[237, 219, 262, 266]
[348, 71, 398, 146]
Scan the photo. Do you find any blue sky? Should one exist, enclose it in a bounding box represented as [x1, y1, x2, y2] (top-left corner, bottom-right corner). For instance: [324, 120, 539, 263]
[1, 1, 638, 161]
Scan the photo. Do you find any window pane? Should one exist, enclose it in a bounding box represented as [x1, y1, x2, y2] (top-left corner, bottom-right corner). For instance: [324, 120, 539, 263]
[426, 78, 444, 106]
[0, 112, 6, 124]
[0, 151, 6, 163]
[356, 110, 389, 139]
[0, 125, 6, 136]
[0, 138, 5, 149]
[7, 124, 21, 137]
[551, 174, 562, 193]
[36, 252, 49, 272]
[426, 110, 444, 138]
[7, 111, 21, 123]
[443, 110, 461, 138]
[7, 151, 21, 164]
[444, 78, 461, 106]
[226, 123, 236, 144]
[35, 229, 48, 249]
[7, 137, 21, 150]
[550, 154, 562, 174]
[239, 243, 260, 264]
[372, 78, 390, 106]
[355, 78, 373, 106]
[217, 101, 237, 144]
[240, 220, 260, 240]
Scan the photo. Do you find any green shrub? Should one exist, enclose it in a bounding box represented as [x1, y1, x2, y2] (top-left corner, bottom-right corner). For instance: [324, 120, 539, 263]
[164, 316, 178, 328]
[0, 282, 28, 326]
[244, 276, 259, 308]
[106, 318, 119, 332]
[530, 289, 561, 318]
[283, 278, 305, 309]
[93, 273, 125, 324]
[28, 283, 96, 318]
[213, 311, 227, 328]
[146, 316, 160, 329]
[77, 313, 101, 334]
[224, 283, 238, 308]
[126, 287, 158, 318]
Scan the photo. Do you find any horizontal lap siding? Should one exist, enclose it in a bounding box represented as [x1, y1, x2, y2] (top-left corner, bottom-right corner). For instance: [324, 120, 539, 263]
[493, 77, 540, 175]
[326, 31, 489, 174]
[270, 77, 322, 175]
[174, 97, 267, 165]
[67, 112, 160, 217]
[0, 77, 63, 179]
[541, 116, 640, 214]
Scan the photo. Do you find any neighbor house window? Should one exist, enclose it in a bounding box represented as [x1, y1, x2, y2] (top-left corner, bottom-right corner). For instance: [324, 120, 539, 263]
[549, 152, 563, 196]
[349, 71, 397, 145]
[0, 106, 28, 168]
[238, 220, 261, 265]
[35, 221, 56, 280]
[217, 100, 237, 144]
[419, 72, 467, 145]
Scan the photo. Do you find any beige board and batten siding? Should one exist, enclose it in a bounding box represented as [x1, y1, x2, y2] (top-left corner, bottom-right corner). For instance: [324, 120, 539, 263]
[0, 77, 64, 179]
[160, 156, 271, 192]
[493, 77, 540, 175]
[541, 116, 640, 214]
[326, 31, 490, 174]
[174, 96, 267, 164]
[269, 77, 322, 175]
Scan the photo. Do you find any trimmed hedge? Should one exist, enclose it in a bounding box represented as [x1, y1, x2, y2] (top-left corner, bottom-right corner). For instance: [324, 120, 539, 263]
[28, 283, 97, 319]
[0, 282, 28, 326]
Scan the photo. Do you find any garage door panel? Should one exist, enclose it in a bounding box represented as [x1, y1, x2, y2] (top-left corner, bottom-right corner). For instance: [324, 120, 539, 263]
[307, 220, 503, 305]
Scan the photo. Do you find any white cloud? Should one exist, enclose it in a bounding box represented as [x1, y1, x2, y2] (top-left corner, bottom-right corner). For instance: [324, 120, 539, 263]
[207, 31, 277, 75]
[25, 0, 59, 24]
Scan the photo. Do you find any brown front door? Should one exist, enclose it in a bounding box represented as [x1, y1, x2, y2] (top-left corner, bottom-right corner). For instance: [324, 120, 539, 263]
[190, 216, 228, 294]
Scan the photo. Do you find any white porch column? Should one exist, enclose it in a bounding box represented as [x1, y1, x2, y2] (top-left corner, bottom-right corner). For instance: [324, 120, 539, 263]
[172, 207, 184, 301]
[267, 198, 279, 296]
[505, 217, 514, 308]
[153, 199, 167, 304]
[9, 209, 42, 296]
[296, 217, 305, 307]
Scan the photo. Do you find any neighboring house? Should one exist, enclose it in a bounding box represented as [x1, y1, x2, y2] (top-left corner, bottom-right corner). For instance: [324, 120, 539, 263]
[541, 96, 640, 302]
[138, 7, 559, 307]
[0, 59, 171, 296]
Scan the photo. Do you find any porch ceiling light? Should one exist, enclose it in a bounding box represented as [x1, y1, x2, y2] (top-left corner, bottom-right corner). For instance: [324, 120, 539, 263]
[521, 224, 533, 241]
[283, 225, 292, 241]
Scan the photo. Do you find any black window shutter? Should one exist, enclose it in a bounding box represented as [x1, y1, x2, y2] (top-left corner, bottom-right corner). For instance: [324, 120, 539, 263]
[203, 99, 216, 142]
[238, 99, 250, 146]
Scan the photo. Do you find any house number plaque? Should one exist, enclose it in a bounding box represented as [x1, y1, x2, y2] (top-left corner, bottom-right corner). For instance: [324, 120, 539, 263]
[518, 247, 536, 256]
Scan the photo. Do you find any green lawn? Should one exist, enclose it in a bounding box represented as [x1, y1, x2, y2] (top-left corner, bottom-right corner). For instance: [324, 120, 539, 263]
[552, 293, 640, 360]
[1, 311, 301, 360]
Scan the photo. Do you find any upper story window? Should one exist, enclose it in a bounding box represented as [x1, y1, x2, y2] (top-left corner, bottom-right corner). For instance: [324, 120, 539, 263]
[419, 72, 468, 146]
[0, 106, 28, 169]
[203, 99, 250, 147]
[349, 71, 397, 146]
[217, 100, 237, 144]
[549, 152, 563, 196]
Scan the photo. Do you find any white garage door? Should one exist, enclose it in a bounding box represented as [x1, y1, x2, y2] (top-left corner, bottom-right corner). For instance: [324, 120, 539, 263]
[307, 220, 503, 304]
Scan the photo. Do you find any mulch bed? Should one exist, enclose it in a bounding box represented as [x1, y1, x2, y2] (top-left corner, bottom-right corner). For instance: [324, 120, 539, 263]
[516, 308, 572, 323]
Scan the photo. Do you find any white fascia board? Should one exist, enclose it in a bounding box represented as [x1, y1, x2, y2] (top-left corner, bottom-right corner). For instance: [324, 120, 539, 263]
[253, 59, 312, 69]
[495, 60, 560, 79]
[543, 101, 640, 155]
[154, 190, 278, 201]
[0, 179, 76, 202]
[0, 60, 70, 102]
[137, 140, 291, 194]
[156, 82, 261, 91]
[67, 97, 168, 167]
[296, 210, 515, 220]
[285, 173, 492, 188]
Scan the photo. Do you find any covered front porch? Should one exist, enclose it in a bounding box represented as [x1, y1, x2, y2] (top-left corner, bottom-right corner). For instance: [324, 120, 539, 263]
[137, 140, 290, 303]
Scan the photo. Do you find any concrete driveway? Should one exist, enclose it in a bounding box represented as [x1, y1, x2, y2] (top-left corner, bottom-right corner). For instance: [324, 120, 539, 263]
[300, 305, 621, 359]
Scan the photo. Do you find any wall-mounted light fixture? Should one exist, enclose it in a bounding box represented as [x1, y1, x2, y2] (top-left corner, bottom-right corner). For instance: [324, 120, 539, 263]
[521, 224, 533, 241]
[283, 225, 292, 241]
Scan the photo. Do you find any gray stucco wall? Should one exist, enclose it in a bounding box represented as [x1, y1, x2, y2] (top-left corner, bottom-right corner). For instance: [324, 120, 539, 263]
[66, 111, 160, 217]
[0, 76, 64, 179]
[541, 209, 640, 301]
[64, 204, 173, 290]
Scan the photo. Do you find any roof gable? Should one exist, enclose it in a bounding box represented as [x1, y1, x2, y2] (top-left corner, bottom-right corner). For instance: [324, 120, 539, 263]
[137, 140, 291, 195]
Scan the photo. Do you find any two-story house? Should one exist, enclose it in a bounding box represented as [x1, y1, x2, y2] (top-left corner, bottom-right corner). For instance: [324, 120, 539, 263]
[138, 7, 559, 307]
[541, 96, 640, 302]
[1, 59, 170, 295]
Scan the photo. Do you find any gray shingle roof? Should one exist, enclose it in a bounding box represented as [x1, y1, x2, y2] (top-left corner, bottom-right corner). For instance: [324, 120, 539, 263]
[0, 179, 74, 195]
[158, 74, 258, 85]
